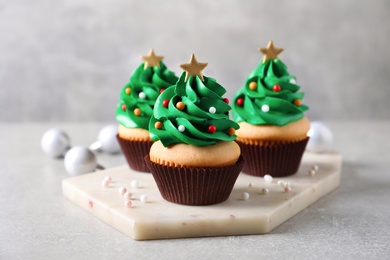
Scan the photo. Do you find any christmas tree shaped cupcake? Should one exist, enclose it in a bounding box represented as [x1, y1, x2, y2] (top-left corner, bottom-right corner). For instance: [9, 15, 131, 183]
[145, 54, 244, 206]
[232, 41, 310, 177]
[116, 49, 178, 172]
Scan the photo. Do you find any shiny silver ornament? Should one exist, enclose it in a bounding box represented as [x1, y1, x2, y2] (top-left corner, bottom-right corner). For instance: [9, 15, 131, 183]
[64, 146, 97, 176]
[89, 124, 120, 154]
[307, 121, 333, 152]
[41, 129, 70, 158]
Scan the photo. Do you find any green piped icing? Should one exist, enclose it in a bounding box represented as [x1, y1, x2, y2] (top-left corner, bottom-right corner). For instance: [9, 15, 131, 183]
[232, 59, 309, 126]
[149, 73, 239, 147]
[116, 61, 178, 130]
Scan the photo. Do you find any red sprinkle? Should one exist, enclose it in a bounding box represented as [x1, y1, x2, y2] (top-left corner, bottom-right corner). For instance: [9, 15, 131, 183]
[223, 98, 229, 104]
[162, 99, 169, 108]
[208, 125, 216, 133]
[236, 97, 244, 106]
[273, 84, 281, 92]
[121, 104, 126, 111]
[160, 88, 165, 94]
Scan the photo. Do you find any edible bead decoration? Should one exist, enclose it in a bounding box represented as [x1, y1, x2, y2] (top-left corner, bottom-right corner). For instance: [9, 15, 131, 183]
[162, 99, 169, 108]
[289, 78, 296, 84]
[263, 174, 273, 183]
[125, 88, 131, 95]
[176, 101, 185, 110]
[134, 108, 141, 116]
[249, 82, 257, 90]
[223, 98, 229, 104]
[242, 192, 250, 200]
[140, 194, 148, 203]
[124, 191, 132, 200]
[227, 127, 235, 136]
[273, 84, 281, 92]
[178, 125, 185, 132]
[154, 121, 163, 129]
[209, 107, 216, 114]
[294, 99, 302, 106]
[118, 187, 127, 195]
[261, 188, 269, 194]
[208, 125, 216, 133]
[236, 97, 244, 106]
[103, 176, 112, 182]
[101, 180, 109, 188]
[131, 180, 139, 188]
[139, 92, 146, 99]
[121, 104, 126, 111]
[261, 104, 270, 112]
[124, 200, 132, 208]
[160, 88, 165, 94]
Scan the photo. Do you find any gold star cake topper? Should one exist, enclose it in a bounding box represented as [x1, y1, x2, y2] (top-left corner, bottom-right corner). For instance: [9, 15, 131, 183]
[141, 49, 164, 69]
[259, 41, 284, 63]
[179, 54, 208, 82]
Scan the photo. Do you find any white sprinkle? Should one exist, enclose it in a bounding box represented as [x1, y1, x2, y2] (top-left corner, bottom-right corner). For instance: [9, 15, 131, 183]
[263, 174, 273, 183]
[284, 181, 291, 188]
[242, 192, 250, 200]
[278, 180, 285, 187]
[262, 188, 269, 194]
[261, 104, 270, 112]
[124, 200, 132, 208]
[103, 176, 112, 182]
[124, 191, 132, 200]
[289, 78, 296, 84]
[312, 165, 319, 171]
[248, 182, 253, 188]
[138, 92, 146, 99]
[178, 125, 185, 132]
[209, 106, 216, 114]
[284, 186, 292, 193]
[131, 180, 139, 188]
[118, 187, 127, 195]
[101, 180, 109, 188]
[140, 194, 148, 203]
[309, 169, 316, 176]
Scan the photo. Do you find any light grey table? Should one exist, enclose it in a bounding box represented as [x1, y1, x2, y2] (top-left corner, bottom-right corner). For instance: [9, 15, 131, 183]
[1, 122, 389, 259]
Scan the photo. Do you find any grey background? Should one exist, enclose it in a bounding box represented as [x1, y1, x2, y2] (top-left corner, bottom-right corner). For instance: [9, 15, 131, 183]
[1, 0, 389, 122]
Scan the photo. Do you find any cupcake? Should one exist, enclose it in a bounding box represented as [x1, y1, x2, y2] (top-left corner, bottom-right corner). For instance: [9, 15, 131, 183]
[232, 41, 310, 177]
[116, 49, 178, 172]
[145, 54, 244, 205]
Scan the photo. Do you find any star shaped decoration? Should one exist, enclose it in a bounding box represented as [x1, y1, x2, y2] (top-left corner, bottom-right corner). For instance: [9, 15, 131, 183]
[179, 54, 208, 82]
[141, 49, 164, 69]
[258, 41, 284, 63]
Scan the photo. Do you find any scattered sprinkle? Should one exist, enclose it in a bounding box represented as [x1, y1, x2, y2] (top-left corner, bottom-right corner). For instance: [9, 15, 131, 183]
[103, 176, 112, 182]
[124, 200, 132, 208]
[284, 186, 292, 193]
[248, 182, 253, 188]
[131, 180, 139, 188]
[138, 92, 146, 99]
[278, 180, 285, 187]
[140, 194, 148, 203]
[124, 192, 132, 200]
[208, 107, 216, 114]
[118, 187, 127, 195]
[312, 164, 319, 171]
[309, 169, 316, 176]
[101, 180, 109, 188]
[263, 174, 273, 183]
[242, 192, 250, 200]
[261, 188, 269, 194]
[178, 125, 185, 132]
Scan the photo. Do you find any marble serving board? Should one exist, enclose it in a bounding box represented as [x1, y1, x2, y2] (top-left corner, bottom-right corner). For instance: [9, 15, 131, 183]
[62, 152, 342, 240]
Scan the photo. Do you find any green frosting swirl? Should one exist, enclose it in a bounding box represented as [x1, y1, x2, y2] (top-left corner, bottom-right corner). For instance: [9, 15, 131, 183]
[149, 73, 239, 147]
[232, 59, 309, 126]
[116, 62, 178, 130]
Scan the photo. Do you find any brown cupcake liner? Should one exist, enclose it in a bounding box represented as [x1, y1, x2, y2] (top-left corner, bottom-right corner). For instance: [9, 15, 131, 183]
[116, 134, 153, 173]
[237, 137, 309, 177]
[144, 155, 244, 206]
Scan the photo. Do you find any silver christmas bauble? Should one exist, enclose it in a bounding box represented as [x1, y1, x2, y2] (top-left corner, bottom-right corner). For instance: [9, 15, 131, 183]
[97, 125, 120, 154]
[41, 129, 70, 158]
[64, 146, 97, 176]
[307, 121, 333, 152]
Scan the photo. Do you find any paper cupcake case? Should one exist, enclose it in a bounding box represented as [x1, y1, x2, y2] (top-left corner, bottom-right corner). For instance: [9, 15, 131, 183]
[237, 137, 309, 177]
[145, 155, 244, 206]
[116, 135, 153, 173]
